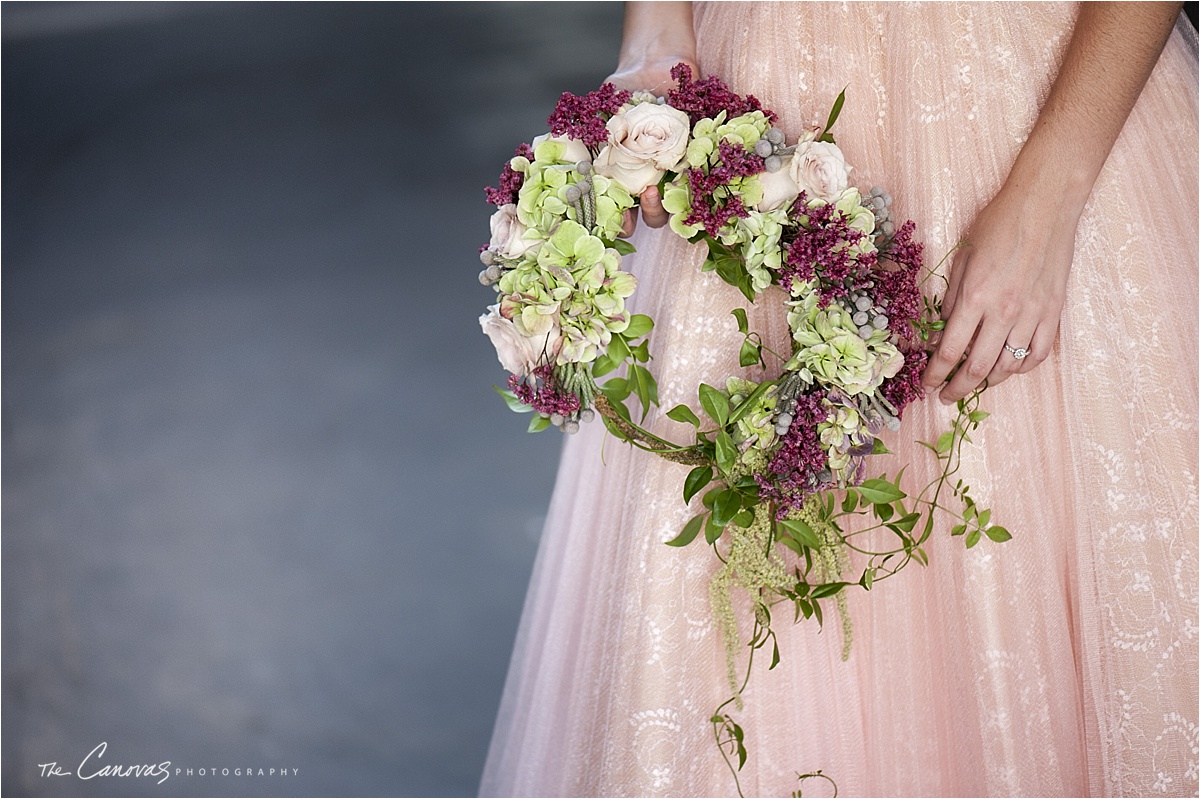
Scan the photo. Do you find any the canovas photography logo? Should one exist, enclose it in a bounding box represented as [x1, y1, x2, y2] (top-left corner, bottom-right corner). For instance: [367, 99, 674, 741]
[38, 741, 299, 785]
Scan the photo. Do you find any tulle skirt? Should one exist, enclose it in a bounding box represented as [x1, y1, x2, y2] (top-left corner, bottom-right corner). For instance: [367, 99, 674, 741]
[481, 4, 1199, 796]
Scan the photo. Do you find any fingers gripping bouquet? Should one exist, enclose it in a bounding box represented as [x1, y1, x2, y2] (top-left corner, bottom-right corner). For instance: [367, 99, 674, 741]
[478, 65, 1007, 795]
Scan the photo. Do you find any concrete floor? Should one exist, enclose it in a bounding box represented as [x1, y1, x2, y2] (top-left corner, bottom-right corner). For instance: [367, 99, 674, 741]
[2, 3, 624, 796]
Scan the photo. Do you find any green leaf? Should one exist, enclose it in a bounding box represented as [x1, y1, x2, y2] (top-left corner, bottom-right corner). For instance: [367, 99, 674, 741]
[968, 409, 990, 424]
[874, 502, 894, 522]
[892, 512, 921, 533]
[683, 466, 713, 505]
[591, 351, 619, 378]
[607, 335, 631, 362]
[811, 581, 848, 599]
[841, 489, 859, 513]
[609, 238, 636, 256]
[978, 508, 992, 528]
[857, 478, 906, 504]
[704, 512, 723, 545]
[912, 547, 929, 566]
[527, 414, 552, 433]
[712, 489, 742, 527]
[776, 534, 805, 556]
[600, 411, 630, 442]
[731, 308, 749, 335]
[935, 430, 954, 454]
[860, 568, 875, 590]
[918, 512, 935, 544]
[770, 638, 780, 670]
[494, 386, 534, 413]
[822, 87, 847, 139]
[623, 313, 653, 339]
[629, 364, 659, 420]
[630, 340, 651, 363]
[698, 383, 730, 427]
[666, 404, 701, 428]
[665, 513, 706, 547]
[738, 339, 761, 368]
[715, 430, 737, 475]
[608, 396, 632, 423]
[872, 438, 891, 455]
[985, 525, 1012, 543]
[965, 529, 981, 548]
[733, 509, 754, 528]
[702, 487, 722, 510]
[779, 518, 821, 549]
[796, 598, 813, 620]
[728, 380, 774, 425]
[599, 377, 631, 402]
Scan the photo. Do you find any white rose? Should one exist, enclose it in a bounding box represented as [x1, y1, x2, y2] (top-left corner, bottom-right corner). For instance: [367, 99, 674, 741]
[789, 140, 853, 202]
[756, 154, 800, 212]
[489, 204, 537, 259]
[593, 103, 691, 195]
[530, 132, 591, 165]
[480, 305, 561, 377]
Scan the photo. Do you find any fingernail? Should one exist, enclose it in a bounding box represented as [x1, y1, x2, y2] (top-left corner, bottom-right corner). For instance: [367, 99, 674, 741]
[939, 394, 955, 405]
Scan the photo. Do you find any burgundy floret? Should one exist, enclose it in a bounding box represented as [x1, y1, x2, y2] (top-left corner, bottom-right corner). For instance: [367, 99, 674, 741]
[547, 84, 631, 150]
[485, 143, 535, 207]
[508, 364, 582, 417]
[666, 63, 777, 126]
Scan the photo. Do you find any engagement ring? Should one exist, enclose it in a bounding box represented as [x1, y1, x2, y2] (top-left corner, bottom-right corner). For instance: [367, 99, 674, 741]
[1004, 343, 1030, 360]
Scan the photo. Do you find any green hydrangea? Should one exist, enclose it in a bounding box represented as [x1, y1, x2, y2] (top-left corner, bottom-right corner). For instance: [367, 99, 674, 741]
[500, 220, 636, 364]
[726, 377, 778, 454]
[786, 288, 904, 396]
[513, 139, 634, 244]
[817, 395, 873, 486]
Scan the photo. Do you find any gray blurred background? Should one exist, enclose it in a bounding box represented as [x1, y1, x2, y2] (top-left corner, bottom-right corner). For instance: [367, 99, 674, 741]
[2, 2, 623, 796]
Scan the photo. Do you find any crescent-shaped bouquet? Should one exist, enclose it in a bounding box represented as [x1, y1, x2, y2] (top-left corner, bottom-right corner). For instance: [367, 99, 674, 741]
[477, 65, 1008, 795]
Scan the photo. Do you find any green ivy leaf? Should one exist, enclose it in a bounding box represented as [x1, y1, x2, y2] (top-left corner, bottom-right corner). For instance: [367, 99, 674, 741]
[683, 466, 713, 505]
[715, 430, 737, 475]
[731, 308, 749, 335]
[821, 87, 847, 140]
[779, 518, 821, 549]
[494, 386, 533, 413]
[591, 351, 619, 378]
[623, 313, 653, 339]
[968, 409, 990, 424]
[712, 489, 742, 527]
[739, 339, 761, 367]
[600, 377, 631, 402]
[609, 238, 636, 256]
[858, 478, 906, 504]
[704, 512, 723, 545]
[666, 404, 701, 428]
[935, 430, 954, 454]
[629, 364, 659, 421]
[811, 581, 848, 599]
[665, 513, 706, 547]
[985, 525, 1012, 543]
[699, 383, 730, 427]
[527, 414, 552, 433]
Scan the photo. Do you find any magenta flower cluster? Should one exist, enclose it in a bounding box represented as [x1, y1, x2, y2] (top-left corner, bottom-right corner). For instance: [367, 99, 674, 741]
[508, 365, 582, 417]
[666, 63, 776, 127]
[780, 194, 871, 303]
[683, 141, 766, 235]
[874, 220, 925, 337]
[485, 143, 535, 207]
[756, 390, 830, 517]
[547, 83, 631, 150]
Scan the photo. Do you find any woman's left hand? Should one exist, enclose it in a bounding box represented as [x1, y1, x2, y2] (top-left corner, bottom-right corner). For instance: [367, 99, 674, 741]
[920, 186, 1079, 404]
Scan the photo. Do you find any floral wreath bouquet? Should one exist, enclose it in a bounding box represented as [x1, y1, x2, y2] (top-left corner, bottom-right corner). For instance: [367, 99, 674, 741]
[478, 64, 1007, 795]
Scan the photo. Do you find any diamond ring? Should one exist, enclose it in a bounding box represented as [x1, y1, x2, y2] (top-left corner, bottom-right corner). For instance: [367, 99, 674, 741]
[1004, 343, 1030, 360]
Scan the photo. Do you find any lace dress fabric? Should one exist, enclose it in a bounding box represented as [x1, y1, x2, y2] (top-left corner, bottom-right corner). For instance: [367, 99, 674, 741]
[481, 4, 1199, 796]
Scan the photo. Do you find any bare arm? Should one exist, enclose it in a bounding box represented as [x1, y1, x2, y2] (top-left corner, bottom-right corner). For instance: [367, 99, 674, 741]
[922, 2, 1183, 403]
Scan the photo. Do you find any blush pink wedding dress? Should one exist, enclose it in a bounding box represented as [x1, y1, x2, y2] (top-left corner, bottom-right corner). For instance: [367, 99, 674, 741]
[481, 4, 1199, 796]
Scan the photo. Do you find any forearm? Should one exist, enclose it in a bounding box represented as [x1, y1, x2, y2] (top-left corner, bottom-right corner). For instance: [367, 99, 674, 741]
[616, 2, 695, 71]
[1005, 2, 1181, 214]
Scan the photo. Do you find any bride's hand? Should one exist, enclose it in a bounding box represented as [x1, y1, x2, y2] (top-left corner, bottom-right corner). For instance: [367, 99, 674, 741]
[605, 53, 700, 236]
[920, 187, 1078, 404]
